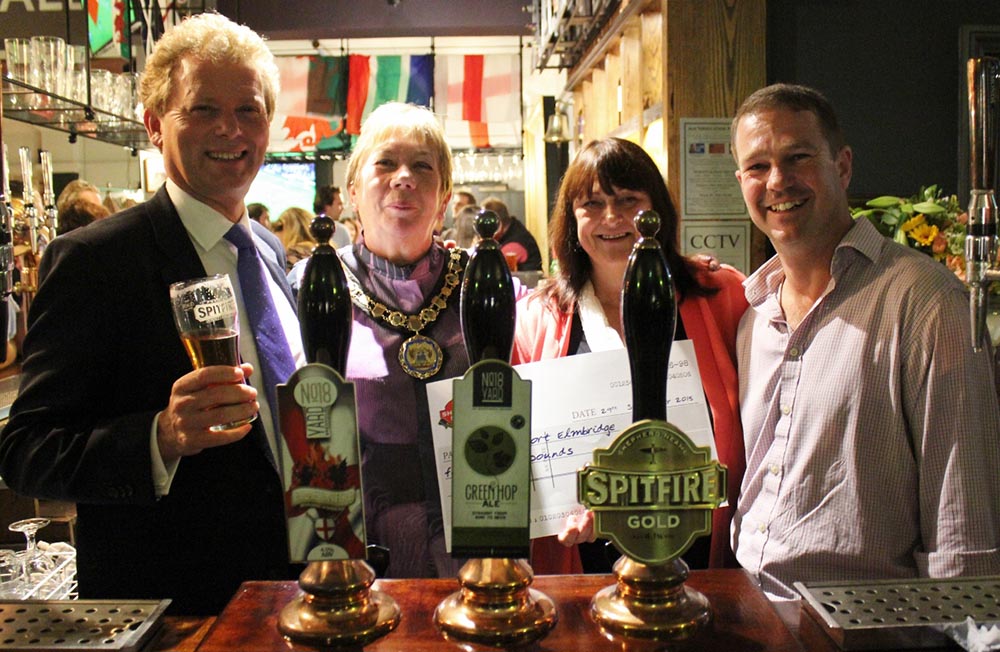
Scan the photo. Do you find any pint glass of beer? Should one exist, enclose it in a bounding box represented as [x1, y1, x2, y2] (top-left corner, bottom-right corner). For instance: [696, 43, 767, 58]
[169, 274, 256, 431]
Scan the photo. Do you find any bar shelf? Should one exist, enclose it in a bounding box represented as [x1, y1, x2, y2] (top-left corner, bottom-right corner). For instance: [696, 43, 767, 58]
[2, 77, 148, 152]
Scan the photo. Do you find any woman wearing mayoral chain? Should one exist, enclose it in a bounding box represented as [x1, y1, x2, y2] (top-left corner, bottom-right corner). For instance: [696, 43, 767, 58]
[340, 102, 468, 578]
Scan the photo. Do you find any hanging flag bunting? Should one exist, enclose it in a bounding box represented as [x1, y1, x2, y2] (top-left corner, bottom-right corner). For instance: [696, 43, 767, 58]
[346, 54, 371, 136]
[307, 56, 349, 117]
[345, 54, 435, 136]
[434, 53, 521, 149]
[271, 56, 349, 153]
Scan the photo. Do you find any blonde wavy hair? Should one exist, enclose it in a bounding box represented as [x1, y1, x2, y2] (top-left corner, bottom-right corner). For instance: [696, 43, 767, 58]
[345, 102, 453, 201]
[139, 12, 280, 120]
[278, 207, 317, 248]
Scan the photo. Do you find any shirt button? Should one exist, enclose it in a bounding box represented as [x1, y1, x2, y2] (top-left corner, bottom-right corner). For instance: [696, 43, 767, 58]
[781, 405, 791, 415]
[757, 523, 767, 533]
[789, 346, 800, 357]
[769, 464, 780, 475]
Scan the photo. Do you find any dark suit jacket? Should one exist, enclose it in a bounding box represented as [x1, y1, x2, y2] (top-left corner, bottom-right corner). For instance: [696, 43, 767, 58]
[0, 187, 299, 614]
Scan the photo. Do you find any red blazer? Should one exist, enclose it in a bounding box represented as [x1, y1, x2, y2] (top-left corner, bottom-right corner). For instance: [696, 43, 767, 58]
[512, 265, 749, 573]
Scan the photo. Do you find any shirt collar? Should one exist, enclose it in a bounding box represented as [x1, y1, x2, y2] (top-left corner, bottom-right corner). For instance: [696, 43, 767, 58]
[743, 255, 785, 309]
[356, 241, 441, 281]
[743, 217, 882, 310]
[165, 179, 249, 252]
[832, 215, 883, 274]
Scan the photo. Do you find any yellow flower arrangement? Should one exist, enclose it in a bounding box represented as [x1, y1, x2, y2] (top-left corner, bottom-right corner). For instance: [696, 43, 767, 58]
[851, 185, 997, 293]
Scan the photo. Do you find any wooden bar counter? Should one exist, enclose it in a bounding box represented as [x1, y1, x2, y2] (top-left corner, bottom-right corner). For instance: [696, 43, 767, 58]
[151, 569, 860, 652]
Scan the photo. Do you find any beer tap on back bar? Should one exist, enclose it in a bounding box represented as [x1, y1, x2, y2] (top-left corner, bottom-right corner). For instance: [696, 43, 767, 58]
[1, 144, 13, 221]
[39, 150, 58, 240]
[17, 147, 38, 256]
[0, 110, 13, 345]
[966, 57, 1000, 351]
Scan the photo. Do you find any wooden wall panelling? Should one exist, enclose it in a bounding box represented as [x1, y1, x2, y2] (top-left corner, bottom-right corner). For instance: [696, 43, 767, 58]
[605, 50, 622, 133]
[580, 80, 594, 145]
[573, 88, 585, 149]
[641, 11, 663, 113]
[620, 17, 643, 135]
[591, 67, 608, 140]
[662, 0, 767, 270]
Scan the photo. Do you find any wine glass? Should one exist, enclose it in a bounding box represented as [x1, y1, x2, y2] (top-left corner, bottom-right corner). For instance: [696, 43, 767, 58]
[8, 518, 53, 593]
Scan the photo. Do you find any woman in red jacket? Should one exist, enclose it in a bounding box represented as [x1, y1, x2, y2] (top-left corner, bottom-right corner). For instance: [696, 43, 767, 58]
[513, 137, 748, 574]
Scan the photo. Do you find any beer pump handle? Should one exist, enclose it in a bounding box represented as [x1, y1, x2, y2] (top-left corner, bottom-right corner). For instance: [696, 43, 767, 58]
[297, 213, 352, 372]
[460, 209, 516, 365]
[17, 147, 33, 208]
[17, 146, 38, 255]
[965, 57, 1000, 351]
[40, 150, 58, 238]
[1, 143, 11, 203]
[0, 109, 13, 350]
[622, 210, 677, 423]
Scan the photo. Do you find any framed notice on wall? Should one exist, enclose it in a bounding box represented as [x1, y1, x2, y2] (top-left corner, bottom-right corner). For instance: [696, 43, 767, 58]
[679, 118, 747, 220]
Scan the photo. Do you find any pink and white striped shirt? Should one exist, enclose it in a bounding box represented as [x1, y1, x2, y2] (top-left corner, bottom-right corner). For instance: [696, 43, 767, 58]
[733, 217, 1000, 600]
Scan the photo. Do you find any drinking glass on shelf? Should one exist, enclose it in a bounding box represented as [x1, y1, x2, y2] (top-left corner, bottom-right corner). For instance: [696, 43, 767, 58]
[3, 38, 36, 109]
[8, 517, 53, 588]
[169, 274, 255, 431]
[66, 45, 87, 103]
[30, 36, 66, 103]
[90, 68, 113, 113]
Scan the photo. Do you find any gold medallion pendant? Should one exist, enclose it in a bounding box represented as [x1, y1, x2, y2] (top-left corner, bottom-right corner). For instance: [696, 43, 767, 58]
[343, 247, 464, 381]
[398, 333, 444, 379]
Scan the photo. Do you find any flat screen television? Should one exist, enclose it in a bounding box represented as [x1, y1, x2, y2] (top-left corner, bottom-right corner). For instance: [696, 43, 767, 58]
[245, 161, 317, 227]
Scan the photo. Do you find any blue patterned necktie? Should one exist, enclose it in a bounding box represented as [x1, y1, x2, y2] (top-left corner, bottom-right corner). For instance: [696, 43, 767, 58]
[224, 224, 297, 437]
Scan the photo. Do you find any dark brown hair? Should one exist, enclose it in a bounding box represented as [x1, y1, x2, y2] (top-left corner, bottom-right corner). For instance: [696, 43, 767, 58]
[731, 83, 845, 158]
[313, 185, 341, 215]
[540, 137, 711, 312]
[481, 196, 511, 227]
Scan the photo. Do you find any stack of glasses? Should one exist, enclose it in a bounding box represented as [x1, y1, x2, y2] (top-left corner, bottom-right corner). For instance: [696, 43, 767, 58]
[0, 518, 78, 601]
[3, 37, 139, 123]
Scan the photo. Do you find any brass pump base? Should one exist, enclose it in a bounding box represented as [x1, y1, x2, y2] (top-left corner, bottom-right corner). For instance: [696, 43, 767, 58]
[434, 558, 558, 648]
[278, 560, 400, 650]
[591, 556, 711, 642]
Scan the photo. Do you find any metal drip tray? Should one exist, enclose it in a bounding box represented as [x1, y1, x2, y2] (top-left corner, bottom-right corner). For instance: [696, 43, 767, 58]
[796, 576, 1000, 649]
[0, 599, 170, 651]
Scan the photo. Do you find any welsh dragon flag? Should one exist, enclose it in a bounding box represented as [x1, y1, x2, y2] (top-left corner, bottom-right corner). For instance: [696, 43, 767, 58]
[270, 55, 350, 152]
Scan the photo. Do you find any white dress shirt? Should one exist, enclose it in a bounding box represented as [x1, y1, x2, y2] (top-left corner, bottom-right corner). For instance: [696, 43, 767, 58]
[152, 181, 305, 494]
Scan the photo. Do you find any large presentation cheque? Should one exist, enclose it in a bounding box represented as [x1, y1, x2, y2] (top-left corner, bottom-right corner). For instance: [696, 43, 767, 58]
[427, 341, 717, 551]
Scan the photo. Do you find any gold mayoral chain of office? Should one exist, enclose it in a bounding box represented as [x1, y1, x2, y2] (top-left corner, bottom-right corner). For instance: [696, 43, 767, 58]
[343, 247, 464, 380]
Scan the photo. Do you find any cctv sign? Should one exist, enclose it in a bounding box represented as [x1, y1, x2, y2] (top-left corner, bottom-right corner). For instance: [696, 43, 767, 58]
[682, 221, 750, 274]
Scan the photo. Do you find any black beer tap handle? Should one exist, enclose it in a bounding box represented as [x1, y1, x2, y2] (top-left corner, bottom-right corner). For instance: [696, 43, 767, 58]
[460, 209, 516, 365]
[622, 210, 677, 423]
[297, 213, 352, 372]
